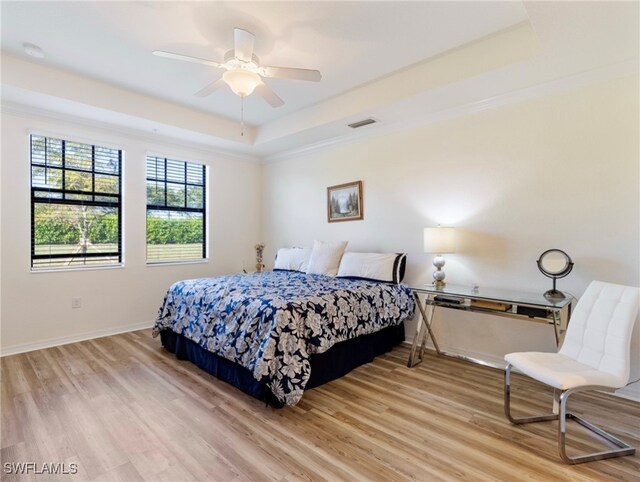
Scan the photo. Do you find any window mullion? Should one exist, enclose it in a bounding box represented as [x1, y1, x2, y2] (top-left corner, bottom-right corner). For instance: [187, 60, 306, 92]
[91, 145, 96, 203]
[61, 140, 66, 199]
[118, 150, 123, 263]
[184, 162, 188, 208]
[164, 158, 168, 208]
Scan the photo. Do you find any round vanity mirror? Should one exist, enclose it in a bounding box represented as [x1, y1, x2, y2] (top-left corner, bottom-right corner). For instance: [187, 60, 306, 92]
[537, 249, 573, 299]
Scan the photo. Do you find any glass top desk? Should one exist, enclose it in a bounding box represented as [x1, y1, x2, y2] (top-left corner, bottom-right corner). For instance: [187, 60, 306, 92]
[407, 284, 574, 368]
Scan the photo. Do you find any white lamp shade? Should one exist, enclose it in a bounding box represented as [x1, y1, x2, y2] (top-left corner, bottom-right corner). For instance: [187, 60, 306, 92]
[424, 227, 456, 254]
[223, 69, 261, 97]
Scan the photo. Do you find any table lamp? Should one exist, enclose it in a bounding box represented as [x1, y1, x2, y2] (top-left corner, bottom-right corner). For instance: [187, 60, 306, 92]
[424, 226, 456, 289]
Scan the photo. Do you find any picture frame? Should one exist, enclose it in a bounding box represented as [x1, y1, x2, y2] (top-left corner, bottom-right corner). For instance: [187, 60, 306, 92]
[327, 181, 363, 223]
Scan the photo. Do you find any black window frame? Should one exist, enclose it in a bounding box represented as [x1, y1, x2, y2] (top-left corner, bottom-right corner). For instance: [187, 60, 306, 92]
[145, 155, 207, 263]
[30, 134, 123, 270]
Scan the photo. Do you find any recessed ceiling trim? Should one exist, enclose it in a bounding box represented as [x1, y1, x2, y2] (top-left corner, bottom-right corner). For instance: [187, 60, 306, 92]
[0, 100, 262, 164]
[255, 22, 539, 146]
[263, 58, 638, 164]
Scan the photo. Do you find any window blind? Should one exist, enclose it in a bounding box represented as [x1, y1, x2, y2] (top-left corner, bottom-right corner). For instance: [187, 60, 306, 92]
[146, 155, 207, 262]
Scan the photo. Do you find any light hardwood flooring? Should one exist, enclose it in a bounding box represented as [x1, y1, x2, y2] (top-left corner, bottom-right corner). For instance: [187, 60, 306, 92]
[1, 330, 639, 481]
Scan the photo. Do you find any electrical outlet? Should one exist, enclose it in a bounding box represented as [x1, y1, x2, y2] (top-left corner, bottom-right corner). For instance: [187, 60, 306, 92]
[72, 297, 82, 309]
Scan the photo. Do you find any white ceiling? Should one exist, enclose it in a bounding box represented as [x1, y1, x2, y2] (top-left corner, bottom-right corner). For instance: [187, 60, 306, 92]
[1, 1, 638, 160]
[2, 1, 528, 125]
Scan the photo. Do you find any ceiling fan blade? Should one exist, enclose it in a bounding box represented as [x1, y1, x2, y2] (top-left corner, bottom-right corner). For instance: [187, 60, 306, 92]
[255, 82, 284, 107]
[153, 50, 223, 69]
[263, 66, 322, 82]
[194, 78, 225, 97]
[234, 28, 255, 62]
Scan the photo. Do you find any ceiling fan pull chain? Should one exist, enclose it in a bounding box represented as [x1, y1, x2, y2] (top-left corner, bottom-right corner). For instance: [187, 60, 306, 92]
[240, 95, 245, 137]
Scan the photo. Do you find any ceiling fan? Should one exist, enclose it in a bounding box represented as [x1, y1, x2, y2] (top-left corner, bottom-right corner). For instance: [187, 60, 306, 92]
[153, 28, 322, 108]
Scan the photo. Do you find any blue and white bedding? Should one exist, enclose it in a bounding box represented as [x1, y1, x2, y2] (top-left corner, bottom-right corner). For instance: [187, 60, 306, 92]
[152, 270, 415, 405]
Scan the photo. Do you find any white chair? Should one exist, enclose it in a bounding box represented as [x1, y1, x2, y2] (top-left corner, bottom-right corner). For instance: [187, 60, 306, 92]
[504, 280, 639, 464]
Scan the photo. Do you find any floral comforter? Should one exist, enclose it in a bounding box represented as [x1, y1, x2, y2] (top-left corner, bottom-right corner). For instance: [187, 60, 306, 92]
[152, 270, 415, 405]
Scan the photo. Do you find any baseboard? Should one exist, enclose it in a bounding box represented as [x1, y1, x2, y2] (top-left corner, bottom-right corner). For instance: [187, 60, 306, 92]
[400, 340, 640, 402]
[0, 321, 154, 357]
[401, 340, 505, 368]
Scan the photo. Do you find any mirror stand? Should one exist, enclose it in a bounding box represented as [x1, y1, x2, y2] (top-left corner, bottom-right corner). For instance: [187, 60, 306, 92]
[544, 278, 566, 299]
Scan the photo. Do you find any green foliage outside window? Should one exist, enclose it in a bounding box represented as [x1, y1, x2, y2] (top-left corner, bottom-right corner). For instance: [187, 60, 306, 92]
[34, 206, 118, 245]
[146, 215, 203, 245]
[35, 209, 202, 245]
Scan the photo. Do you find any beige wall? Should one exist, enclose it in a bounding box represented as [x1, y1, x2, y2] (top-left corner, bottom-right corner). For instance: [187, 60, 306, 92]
[1, 75, 638, 397]
[1, 111, 262, 353]
[262, 75, 640, 397]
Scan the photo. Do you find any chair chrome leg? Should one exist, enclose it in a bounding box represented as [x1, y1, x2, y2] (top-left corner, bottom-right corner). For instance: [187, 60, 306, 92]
[504, 364, 558, 424]
[558, 388, 636, 464]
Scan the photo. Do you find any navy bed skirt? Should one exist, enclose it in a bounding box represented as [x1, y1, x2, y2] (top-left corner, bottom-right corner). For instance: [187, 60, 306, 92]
[160, 322, 405, 408]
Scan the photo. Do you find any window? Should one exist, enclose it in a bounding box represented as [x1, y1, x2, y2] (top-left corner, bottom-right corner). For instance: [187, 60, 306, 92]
[30, 135, 122, 269]
[146, 156, 207, 263]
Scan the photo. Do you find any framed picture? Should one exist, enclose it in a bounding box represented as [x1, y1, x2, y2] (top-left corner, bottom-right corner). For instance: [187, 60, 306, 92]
[327, 181, 363, 223]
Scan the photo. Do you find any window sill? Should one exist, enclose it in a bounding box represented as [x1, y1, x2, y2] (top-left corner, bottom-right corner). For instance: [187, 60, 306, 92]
[146, 259, 209, 267]
[30, 264, 124, 274]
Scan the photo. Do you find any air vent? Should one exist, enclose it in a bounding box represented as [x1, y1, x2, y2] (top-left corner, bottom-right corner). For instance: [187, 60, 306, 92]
[348, 118, 377, 129]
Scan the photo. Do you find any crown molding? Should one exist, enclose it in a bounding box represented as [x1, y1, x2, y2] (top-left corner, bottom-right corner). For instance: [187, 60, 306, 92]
[263, 58, 638, 164]
[0, 101, 262, 164]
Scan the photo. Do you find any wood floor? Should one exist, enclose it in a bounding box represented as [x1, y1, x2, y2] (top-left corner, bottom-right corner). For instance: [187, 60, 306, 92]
[1, 330, 638, 481]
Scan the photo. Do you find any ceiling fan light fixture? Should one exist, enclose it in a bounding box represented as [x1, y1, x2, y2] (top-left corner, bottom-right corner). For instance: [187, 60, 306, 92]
[223, 69, 261, 97]
[154, 27, 321, 108]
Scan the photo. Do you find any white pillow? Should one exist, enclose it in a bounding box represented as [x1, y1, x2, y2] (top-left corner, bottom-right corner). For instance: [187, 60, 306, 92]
[337, 252, 406, 284]
[274, 247, 312, 272]
[306, 240, 348, 277]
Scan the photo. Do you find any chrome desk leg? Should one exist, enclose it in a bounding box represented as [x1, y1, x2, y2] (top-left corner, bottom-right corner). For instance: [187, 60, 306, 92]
[407, 293, 439, 367]
[407, 305, 427, 367]
[550, 310, 561, 412]
[551, 310, 560, 347]
[418, 294, 440, 357]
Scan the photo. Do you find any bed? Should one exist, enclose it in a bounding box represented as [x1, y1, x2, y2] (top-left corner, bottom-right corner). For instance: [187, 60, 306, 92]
[153, 270, 415, 407]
